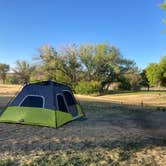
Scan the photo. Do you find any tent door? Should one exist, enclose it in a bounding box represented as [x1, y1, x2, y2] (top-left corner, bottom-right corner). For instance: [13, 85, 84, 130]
[56, 94, 69, 113]
[56, 92, 78, 117]
[62, 91, 79, 117]
[67, 105, 78, 117]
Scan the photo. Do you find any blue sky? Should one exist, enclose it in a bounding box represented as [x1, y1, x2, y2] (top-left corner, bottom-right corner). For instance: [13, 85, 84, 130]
[0, 0, 165, 69]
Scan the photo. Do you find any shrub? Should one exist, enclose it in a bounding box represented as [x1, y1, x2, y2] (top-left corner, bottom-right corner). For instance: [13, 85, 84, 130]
[5, 75, 19, 84]
[75, 81, 99, 94]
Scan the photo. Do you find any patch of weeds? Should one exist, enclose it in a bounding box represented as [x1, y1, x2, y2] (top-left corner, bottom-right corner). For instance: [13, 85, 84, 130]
[68, 156, 84, 166]
[138, 158, 153, 166]
[119, 150, 133, 161]
[24, 150, 112, 166]
[0, 159, 17, 166]
[27, 155, 68, 166]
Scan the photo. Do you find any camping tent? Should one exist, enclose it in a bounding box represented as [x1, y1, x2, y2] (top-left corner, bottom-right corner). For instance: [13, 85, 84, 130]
[0, 81, 85, 127]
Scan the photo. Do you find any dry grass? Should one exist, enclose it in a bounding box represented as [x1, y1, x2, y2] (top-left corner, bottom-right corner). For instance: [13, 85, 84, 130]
[0, 84, 21, 109]
[0, 84, 21, 95]
[77, 91, 166, 107]
[0, 84, 166, 165]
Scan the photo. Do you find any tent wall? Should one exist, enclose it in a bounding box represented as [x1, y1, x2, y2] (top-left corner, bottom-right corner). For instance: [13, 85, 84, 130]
[10, 84, 56, 110]
[0, 106, 56, 127]
[0, 81, 85, 127]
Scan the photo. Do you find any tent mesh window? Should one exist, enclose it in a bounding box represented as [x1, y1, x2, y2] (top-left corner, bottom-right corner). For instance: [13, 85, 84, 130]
[63, 91, 76, 106]
[57, 95, 68, 113]
[20, 96, 44, 108]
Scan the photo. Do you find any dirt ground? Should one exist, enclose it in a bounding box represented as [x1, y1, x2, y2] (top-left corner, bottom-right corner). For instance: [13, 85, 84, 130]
[0, 85, 166, 165]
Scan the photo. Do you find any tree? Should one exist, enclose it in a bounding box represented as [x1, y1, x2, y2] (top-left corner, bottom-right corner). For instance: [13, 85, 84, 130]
[146, 63, 162, 87]
[140, 70, 149, 90]
[32, 43, 139, 93]
[93, 44, 120, 82]
[58, 44, 81, 84]
[79, 44, 95, 81]
[92, 43, 137, 92]
[124, 68, 141, 90]
[0, 63, 9, 84]
[146, 56, 166, 87]
[13, 60, 35, 84]
[160, 1, 166, 31]
[159, 55, 166, 86]
[35, 45, 59, 81]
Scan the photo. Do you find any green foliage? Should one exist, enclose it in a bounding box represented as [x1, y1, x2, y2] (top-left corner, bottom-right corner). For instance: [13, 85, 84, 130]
[160, 1, 166, 10]
[32, 43, 137, 92]
[58, 44, 81, 83]
[118, 76, 131, 90]
[0, 63, 10, 84]
[160, 1, 166, 31]
[6, 74, 19, 84]
[0, 159, 16, 166]
[124, 68, 141, 90]
[145, 55, 166, 87]
[10, 42, 140, 93]
[75, 81, 99, 94]
[140, 70, 149, 89]
[33, 44, 81, 84]
[146, 63, 162, 86]
[79, 44, 95, 81]
[13, 60, 35, 84]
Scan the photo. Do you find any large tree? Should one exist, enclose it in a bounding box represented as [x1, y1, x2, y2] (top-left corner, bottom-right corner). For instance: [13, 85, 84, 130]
[34, 44, 81, 84]
[0, 63, 9, 84]
[92, 43, 137, 91]
[59, 44, 81, 83]
[32, 43, 139, 92]
[79, 44, 95, 81]
[35, 45, 59, 81]
[13, 60, 35, 84]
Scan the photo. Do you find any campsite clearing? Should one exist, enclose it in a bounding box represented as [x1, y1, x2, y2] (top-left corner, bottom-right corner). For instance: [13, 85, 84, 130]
[0, 84, 166, 165]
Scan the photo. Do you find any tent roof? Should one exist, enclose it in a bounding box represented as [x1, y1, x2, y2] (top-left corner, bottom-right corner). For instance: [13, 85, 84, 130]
[26, 80, 70, 88]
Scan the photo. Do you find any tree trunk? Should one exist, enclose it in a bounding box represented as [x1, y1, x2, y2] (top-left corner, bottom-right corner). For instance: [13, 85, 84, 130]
[105, 83, 111, 93]
[147, 85, 150, 91]
[88, 72, 91, 81]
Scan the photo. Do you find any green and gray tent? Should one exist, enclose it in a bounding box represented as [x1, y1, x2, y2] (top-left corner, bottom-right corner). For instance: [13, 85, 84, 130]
[0, 81, 85, 127]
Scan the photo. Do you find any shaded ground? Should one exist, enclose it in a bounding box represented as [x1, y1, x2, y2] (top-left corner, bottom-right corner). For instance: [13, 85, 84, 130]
[0, 86, 166, 165]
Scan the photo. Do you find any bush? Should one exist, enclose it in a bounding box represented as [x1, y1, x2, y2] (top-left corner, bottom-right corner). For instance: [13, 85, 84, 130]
[5, 75, 19, 84]
[75, 81, 99, 94]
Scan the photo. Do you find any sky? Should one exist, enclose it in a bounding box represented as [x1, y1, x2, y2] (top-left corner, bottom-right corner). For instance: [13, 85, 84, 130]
[0, 0, 166, 69]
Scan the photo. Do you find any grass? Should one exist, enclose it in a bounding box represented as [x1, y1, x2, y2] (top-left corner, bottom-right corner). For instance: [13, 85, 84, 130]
[76, 90, 166, 107]
[0, 84, 166, 165]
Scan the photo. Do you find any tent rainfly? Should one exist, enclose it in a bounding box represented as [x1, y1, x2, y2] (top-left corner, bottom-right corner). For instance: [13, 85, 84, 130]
[0, 81, 85, 127]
